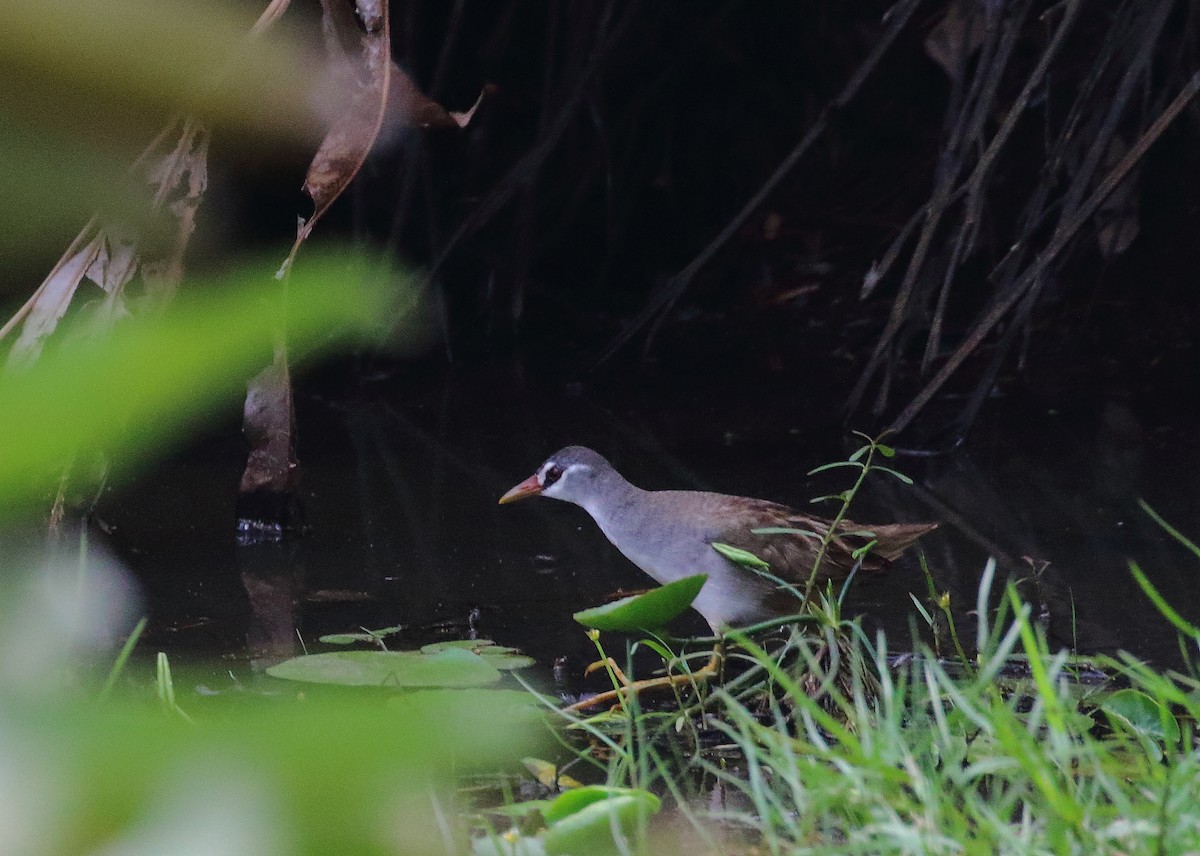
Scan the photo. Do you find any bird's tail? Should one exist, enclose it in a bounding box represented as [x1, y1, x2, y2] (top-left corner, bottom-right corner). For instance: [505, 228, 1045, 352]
[867, 522, 939, 561]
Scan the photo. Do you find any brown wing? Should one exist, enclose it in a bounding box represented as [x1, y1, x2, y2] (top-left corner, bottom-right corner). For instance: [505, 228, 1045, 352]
[707, 497, 937, 588]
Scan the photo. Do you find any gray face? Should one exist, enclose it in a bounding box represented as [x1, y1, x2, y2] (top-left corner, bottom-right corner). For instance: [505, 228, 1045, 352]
[535, 446, 612, 506]
[537, 458, 594, 505]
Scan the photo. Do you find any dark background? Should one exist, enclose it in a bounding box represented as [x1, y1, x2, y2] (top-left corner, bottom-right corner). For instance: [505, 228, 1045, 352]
[92, 0, 1200, 683]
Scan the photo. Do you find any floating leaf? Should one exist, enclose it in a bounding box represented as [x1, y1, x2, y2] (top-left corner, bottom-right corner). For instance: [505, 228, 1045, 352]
[420, 640, 535, 671]
[421, 639, 500, 653]
[319, 634, 369, 645]
[712, 543, 770, 571]
[573, 575, 707, 632]
[267, 648, 501, 688]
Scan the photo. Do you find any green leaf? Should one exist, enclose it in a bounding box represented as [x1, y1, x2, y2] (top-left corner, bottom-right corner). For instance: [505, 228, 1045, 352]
[711, 543, 770, 571]
[420, 639, 500, 652]
[908, 592, 934, 627]
[543, 786, 659, 825]
[1130, 561, 1200, 639]
[1138, 499, 1200, 561]
[542, 787, 661, 856]
[637, 638, 676, 662]
[266, 648, 502, 688]
[387, 689, 544, 726]
[0, 251, 391, 514]
[751, 526, 819, 538]
[847, 445, 869, 462]
[876, 443, 896, 458]
[420, 640, 535, 671]
[483, 799, 554, 820]
[807, 460, 863, 475]
[573, 575, 707, 632]
[1101, 689, 1180, 744]
[319, 634, 371, 645]
[850, 539, 878, 560]
[876, 466, 914, 485]
[321, 625, 405, 645]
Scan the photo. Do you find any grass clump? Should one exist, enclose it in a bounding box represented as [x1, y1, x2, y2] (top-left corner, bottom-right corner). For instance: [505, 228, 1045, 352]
[531, 503, 1200, 855]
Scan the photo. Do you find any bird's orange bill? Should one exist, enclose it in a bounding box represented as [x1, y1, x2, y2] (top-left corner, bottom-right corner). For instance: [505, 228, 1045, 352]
[499, 474, 542, 504]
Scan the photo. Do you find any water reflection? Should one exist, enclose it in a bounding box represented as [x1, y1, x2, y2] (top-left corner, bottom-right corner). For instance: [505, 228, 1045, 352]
[94, 362, 1200, 686]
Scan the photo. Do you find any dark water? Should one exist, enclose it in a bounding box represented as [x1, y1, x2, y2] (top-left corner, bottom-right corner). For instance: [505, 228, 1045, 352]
[92, 357, 1200, 693]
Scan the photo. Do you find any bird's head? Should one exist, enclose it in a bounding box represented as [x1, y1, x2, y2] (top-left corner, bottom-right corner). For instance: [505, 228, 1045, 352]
[498, 446, 614, 507]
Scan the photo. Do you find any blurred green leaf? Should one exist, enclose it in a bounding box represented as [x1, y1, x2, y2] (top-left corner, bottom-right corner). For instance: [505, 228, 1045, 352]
[1101, 688, 1180, 744]
[542, 787, 660, 856]
[387, 689, 545, 726]
[573, 575, 707, 633]
[0, 251, 391, 514]
[267, 648, 502, 688]
[15, 690, 541, 855]
[2, 0, 328, 254]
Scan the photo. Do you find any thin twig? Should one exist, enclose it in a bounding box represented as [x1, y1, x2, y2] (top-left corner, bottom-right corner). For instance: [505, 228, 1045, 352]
[587, 0, 925, 370]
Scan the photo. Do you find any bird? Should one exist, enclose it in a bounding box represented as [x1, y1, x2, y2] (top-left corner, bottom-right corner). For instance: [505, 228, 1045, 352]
[499, 446, 937, 709]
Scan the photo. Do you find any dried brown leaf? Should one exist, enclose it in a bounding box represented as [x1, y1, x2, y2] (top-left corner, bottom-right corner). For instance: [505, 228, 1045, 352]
[239, 353, 298, 497]
[1, 120, 210, 366]
[297, 0, 392, 245]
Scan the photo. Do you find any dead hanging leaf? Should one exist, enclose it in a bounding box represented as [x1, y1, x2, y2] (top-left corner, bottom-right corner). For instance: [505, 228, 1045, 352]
[0, 119, 210, 368]
[244, 0, 393, 532]
[925, 0, 986, 81]
[384, 62, 487, 131]
[1095, 136, 1141, 259]
[238, 349, 300, 508]
[284, 0, 486, 272]
[293, 0, 393, 253]
[448, 84, 490, 129]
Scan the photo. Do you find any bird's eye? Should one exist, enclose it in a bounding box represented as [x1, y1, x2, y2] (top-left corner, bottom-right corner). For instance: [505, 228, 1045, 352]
[543, 464, 564, 486]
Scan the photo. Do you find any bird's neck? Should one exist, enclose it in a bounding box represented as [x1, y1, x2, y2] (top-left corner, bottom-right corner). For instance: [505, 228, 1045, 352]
[577, 470, 647, 532]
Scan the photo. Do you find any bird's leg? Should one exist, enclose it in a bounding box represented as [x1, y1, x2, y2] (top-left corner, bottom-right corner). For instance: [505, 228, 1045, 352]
[583, 656, 633, 687]
[564, 641, 725, 713]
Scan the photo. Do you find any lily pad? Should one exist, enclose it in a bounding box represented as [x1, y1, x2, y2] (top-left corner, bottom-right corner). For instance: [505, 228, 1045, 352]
[573, 574, 707, 632]
[421, 639, 501, 652]
[420, 640, 535, 671]
[267, 647, 502, 688]
[320, 625, 404, 646]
